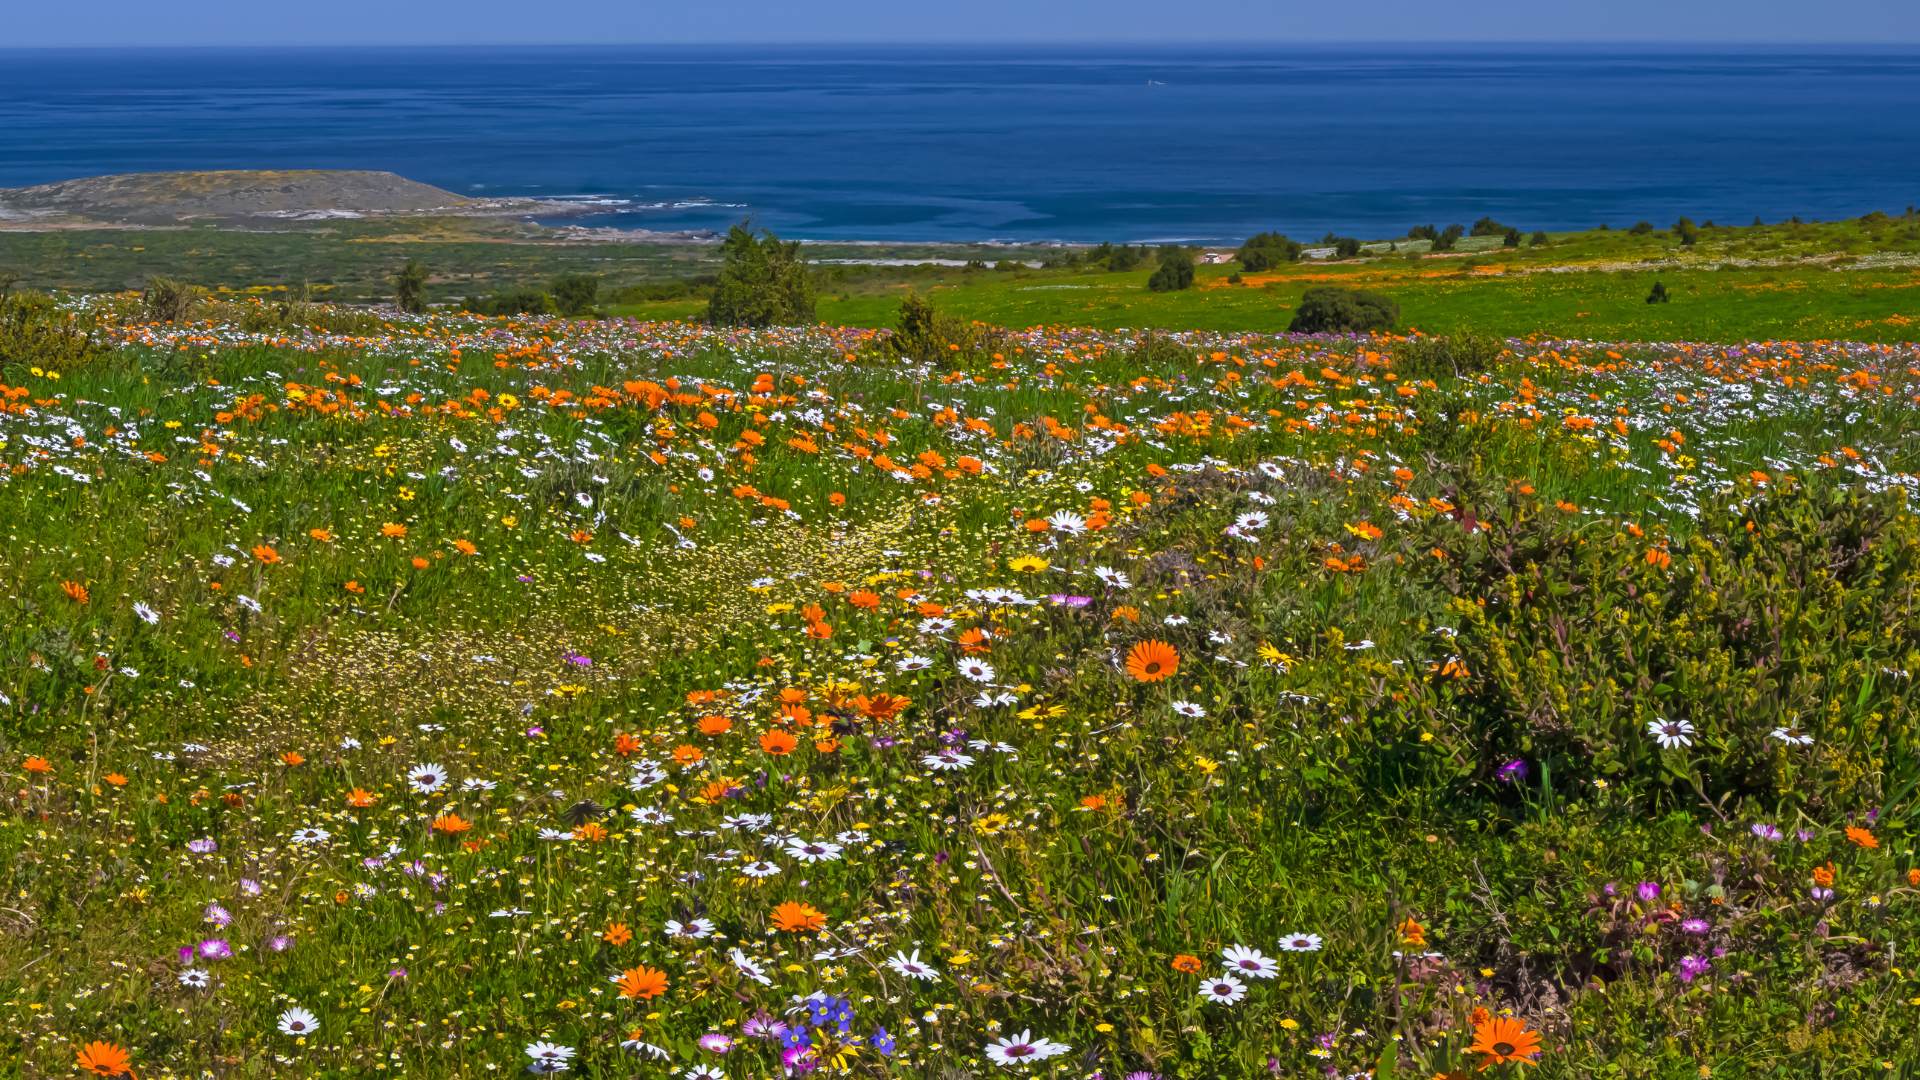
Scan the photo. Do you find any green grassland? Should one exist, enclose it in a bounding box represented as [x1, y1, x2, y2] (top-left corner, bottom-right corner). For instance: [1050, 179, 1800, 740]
[8, 211, 1920, 343]
[3, 285, 1920, 1077]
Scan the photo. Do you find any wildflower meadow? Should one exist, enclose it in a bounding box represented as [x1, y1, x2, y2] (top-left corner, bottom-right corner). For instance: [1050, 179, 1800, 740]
[4, 295, 1920, 1077]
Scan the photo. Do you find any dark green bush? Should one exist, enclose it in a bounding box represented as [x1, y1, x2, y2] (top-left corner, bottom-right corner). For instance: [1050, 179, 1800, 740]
[1146, 248, 1195, 292]
[707, 224, 815, 327]
[1288, 286, 1399, 334]
[141, 277, 203, 323]
[1235, 232, 1302, 272]
[1393, 331, 1507, 379]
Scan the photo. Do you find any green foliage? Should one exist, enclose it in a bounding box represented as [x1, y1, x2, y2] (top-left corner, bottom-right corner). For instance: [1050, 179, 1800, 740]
[1470, 216, 1512, 237]
[886, 289, 976, 362]
[141, 276, 203, 323]
[547, 272, 601, 317]
[1429, 223, 1466, 252]
[1675, 217, 1700, 247]
[1237, 232, 1303, 272]
[1648, 281, 1671, 304]
[392, 259, 429, 313]
[1392, 330, 1507, 379]
[0, 286, 102, 373]
[1332, 236, 1364, 258]
[706, 224, 816, 327]
[467, 288, 554, 316]
[1147, 247, 1196, 292]
[1288, 285, 1399, 333]
[1422, 481, 1920, 811]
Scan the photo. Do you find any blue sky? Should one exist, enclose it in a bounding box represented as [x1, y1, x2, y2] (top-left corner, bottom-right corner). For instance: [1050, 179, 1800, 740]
[10, 0, 1920, 46]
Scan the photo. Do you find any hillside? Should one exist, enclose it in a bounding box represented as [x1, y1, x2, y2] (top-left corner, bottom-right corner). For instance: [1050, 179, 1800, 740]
[0, 169, 540, 225]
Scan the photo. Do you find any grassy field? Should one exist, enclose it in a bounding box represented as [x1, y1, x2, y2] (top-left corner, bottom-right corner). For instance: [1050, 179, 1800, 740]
[8, 211, 1920, 343]
[3, 291, 1920, 1077]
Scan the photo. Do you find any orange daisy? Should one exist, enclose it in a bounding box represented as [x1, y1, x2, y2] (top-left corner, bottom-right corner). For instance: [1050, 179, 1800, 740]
[1469, 1015, 1542, 1069]
[1125, 640, 1180, 682]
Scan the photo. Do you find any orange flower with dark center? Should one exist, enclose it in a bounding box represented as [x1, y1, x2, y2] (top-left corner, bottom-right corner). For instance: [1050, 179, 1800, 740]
[1469, 1015, 1541, 1068]
[103, 772, 128, 787]
[432, 813, 472, 835]
[252, 544, 281, 565]
[613, 732, 642, 756]
[280, 751, 305, 767]
[1125, 640, 1180, 682]
[1845, 826, 1879, 849]
[346, 788, 377, 808]
[23, 756, 52, 774]
[613, 964, 669, 1000]
[760, 730, 799, 756]
[75, 1041, 133, 1077]
[603, 921, 633, 945]
[770, 901, 827, 933]
[698, 715, 733, 736]
[1170, 953, 1203, 973]
[61, 580, 90, 604]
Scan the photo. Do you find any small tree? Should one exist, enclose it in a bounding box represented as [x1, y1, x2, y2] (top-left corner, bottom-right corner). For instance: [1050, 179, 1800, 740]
[707, 224, 815, 327]
[1430, 224, 1466, 252]
[1147, 247, 1195, 292]
[1288, 286, 1399, 334]
[1629, 221, 1655, 236]
[1235, 232, 1302, 272]
[549, 273, 600, 317]
[1470, 216, 1510, 237]
[1529, 230, 1549, 247]
[1503, 228, 1523, 248]
[142, 277, 203, 323]
[889, 290, 975, 363]
[1674, 217, 1699, 246]
[1647, 281, 1671, 304]
[393, 260, 429, 313]
[1332, 236, 1363, 258]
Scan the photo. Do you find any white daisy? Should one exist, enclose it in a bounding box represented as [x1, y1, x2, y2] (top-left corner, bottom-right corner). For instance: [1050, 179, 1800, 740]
[524, 1041, 575, 1073]
[1646, 718, 1695, 749]
[178, 968, 210, 988]
[785, 837, 844, 862]
[406, 763, 447, 794]
[289, 827, 330, 845]
[886, 948, 940, 980]
[277, 1007, 319, 1036]
[1198, 972, 1248, 1004]
[983, 1030, 1071, 1066]
[1769, 726, 1813, 746]
[1221, 945, 1278, 979]
[1278, 932, 1323, 952]
[1170, 700, 1206, 718]
[957, 658, 997, 683]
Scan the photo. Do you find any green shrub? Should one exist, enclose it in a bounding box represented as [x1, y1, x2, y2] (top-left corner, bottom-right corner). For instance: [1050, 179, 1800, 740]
[1288, 286, 1399, 333]
[392, 259, 429, 313]
[548, 273, 600, 317]
[1146, 247, 1195, 292]
[1419, 482, 1920, 811]
[707, 224, 815, 327]
[1235, 232, 1302, 271]
[886, 290, 975, 363]
[1393, 331, 1507, 379]
[141, 277, 203, 323]
[0, 287, 101, 373]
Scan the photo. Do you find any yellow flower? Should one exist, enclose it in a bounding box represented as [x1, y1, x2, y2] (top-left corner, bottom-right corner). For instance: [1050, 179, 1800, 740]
[1007, 555, 1049, 573]
[1194, 756, 1219, 775]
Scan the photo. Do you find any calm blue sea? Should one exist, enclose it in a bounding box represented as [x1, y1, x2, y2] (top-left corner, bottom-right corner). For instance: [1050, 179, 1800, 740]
[4, 45, 1920, 243]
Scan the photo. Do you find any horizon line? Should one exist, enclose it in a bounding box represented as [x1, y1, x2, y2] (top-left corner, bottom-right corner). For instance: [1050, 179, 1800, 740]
[7, 38, 1920, 50]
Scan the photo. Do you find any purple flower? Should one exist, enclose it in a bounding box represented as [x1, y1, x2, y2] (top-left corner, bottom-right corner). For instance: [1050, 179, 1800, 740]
[387, 967, 408, 979]
[197, 938, 231, 960]
[1751, 823, 1782, 841]
[1677, 954, 1711, 982]
[1680, 918, 1710, 935]
[187, 838, 218, 854]
[267, 934, 293, 952]
[1636, 881, 1661, 903]
[204, 903, 232, 926]
[1496, 759, 1529, 783]
[698, 1033, 733, 1054]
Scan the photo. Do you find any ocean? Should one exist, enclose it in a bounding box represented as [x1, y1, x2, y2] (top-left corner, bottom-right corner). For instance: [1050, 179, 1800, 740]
[4, 44, 1920, 243]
